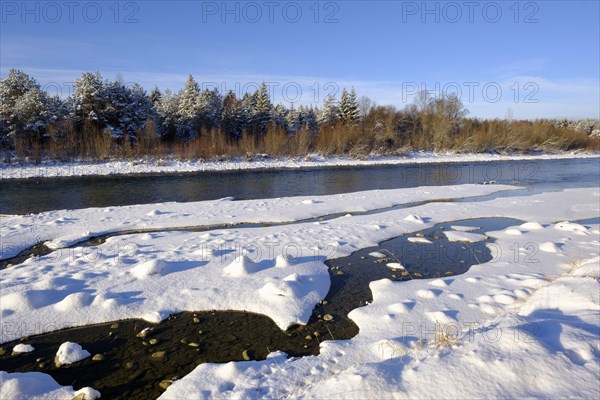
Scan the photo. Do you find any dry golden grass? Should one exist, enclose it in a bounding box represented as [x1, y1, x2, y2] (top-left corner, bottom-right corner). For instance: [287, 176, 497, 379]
[6, 116, 597, 162]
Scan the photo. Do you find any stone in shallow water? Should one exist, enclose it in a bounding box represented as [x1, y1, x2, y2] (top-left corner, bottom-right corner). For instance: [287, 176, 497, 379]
[92, 354, 105, 361]
[159, 380, 173, 390]
[151, 351, 167, 362]
[242, 349, 252, 361]
[323, 314, 334, 321]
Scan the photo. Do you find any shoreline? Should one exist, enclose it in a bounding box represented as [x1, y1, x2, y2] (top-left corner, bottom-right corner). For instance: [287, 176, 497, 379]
[1, 151, 598, 180]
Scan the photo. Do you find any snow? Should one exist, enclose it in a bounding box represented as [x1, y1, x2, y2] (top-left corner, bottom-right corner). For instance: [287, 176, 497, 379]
[0, 371, 99, 400]
[1, 184, 513, 260]
[442, 230, 487, 243]
[54, 342, 90, 366]
[0, 152, 597, 180]
[161, 211, 600, 400]
[1, 182, 599, 399]
[12, 344, 34, 354]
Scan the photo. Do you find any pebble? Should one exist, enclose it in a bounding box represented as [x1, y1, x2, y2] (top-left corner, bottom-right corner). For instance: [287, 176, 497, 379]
[336, 271, 344, 275]
[149, 339, 158, 345]
[0, 348, 6, 357]
[313, 331, 320, 337]
[305, 335, 313, 341]
[159, 380, 173, 390]
[242, 350, 252, 361]
[323, 314, 334, 322]
[36, 357, 45, 363]
[151, 351, 167, 362]
[92, 354, 105, 361]
[188, 342, 200, 348]
[110, 323, 119, 329]
[125, 361, 138, 370]
[38, 362, 48, 369]
[137, 327, 153, 338]
[180, 339, 188, 344]
[193, 317, 200, 323]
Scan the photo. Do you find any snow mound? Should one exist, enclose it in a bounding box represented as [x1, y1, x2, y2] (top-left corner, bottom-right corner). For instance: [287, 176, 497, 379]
[223, 256, 257, 277]
[425, 310, 458, 324]
[450, 225, 480, 231]
[0, 372, 69, 399]
[54, 292, 94, 312]
[407, 236, 432, 244]
[416, 289, 441, 299]
[259, 280, 297, 299]
[130, 259, 167, 279]
[145, 210, 166, 217]
[387, 302, 413, 314]
[73, 387, 101, 399]
[429, 279, 450, 287]
[0, 371, 100, 400]
[570, 256, 600, 277]
[274, 254, 292, 268]
[521, 221, 544, 230]
[404, 214, 424, 223]
[539, 242, 561, 253]
[386, 262, 405, 270]
[13, 344, 35, 353]
[504, 228, 523, 235]
[55, 342, 90, 366]
[443, 231, 487, 243]
[555, 221, 589, 233]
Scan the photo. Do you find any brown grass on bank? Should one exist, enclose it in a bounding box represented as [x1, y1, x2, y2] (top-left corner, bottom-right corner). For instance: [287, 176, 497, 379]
[5, 117, 598, 163]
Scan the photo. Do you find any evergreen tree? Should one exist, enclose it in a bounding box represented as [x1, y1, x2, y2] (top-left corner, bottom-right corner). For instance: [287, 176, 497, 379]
[73, 71, 106, 126]
[155, 89, 179, 141]
[285, 105, 301, 134]
[271, 104, 289, 132]
[252, 82, 272, 135]
[221, 90, 245, 139]
[197, 88, 223, 131]
[149, 86, 162, 107]
[300, 105, 319, 134]
[317, 94, 339, 126]
[339, 88, 360, 125]
[0, 69, 52, 145]
[176, 74, 201, 140]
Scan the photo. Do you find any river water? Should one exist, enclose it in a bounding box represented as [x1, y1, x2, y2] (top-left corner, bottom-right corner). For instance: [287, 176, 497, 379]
[1, 158, 598, 214]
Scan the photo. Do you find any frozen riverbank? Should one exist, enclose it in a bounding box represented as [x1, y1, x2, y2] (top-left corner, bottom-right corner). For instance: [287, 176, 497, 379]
[1, 152, 597, 180]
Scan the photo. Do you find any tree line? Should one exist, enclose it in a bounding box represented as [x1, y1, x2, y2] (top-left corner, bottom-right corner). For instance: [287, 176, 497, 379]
[0, 69, 598, 162]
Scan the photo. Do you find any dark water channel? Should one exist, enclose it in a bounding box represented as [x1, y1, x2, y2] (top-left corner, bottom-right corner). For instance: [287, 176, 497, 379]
[1, 158, 598, 214]
[1, 218, 521, 399]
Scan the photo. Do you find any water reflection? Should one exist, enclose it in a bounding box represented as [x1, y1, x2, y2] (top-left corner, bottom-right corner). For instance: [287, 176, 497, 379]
[1, 158, 598, 214]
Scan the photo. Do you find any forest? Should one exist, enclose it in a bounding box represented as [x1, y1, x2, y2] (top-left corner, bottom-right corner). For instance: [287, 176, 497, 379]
[1, 68, 598, 163]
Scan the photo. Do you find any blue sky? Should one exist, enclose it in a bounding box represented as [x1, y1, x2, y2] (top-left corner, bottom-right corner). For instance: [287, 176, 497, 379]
[1, 0, 599, 119]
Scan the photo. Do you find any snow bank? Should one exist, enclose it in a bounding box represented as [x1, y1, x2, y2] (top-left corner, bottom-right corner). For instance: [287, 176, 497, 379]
[0, 371, 100, 400]
[1, 153, 597, 180]
[161, 213, 600, 400]
[1, 184, 517, 260]
[1, 187, 598, 344]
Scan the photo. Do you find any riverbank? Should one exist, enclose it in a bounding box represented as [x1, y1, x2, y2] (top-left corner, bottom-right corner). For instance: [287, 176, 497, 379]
[1, 151, 598, 180]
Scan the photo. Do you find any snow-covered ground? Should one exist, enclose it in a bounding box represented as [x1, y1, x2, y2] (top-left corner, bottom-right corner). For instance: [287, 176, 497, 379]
[0, 152, 597, 180]
[1, 184, 598, 399]
[0, 184, 516, 260]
